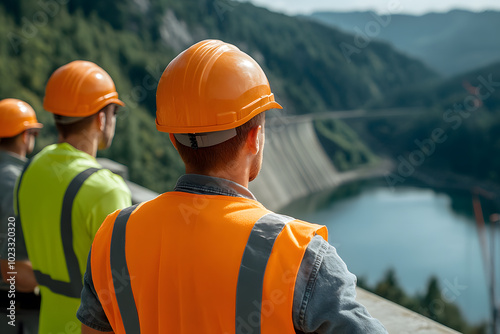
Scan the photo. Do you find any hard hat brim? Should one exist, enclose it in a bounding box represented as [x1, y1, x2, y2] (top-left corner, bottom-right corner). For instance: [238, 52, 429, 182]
[156, 100, 283, 134]
[26, 122, 44, 130]
[94, 98, 125, 114]
[0, 122, 44, 138]
[109, 98, 125, 108]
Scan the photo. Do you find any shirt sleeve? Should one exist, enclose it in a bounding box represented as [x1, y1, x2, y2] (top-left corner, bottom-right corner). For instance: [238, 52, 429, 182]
[0, 184, 15, 261]
[0, 173, 29, 261]
[293, 235, 387, 333]
[77, 248, 113, 332]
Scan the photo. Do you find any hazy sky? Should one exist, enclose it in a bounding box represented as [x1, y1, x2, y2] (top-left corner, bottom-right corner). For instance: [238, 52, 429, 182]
[240, 0, 500, 15]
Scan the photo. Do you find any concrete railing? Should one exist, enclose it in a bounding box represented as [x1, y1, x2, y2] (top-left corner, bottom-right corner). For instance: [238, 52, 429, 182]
[356, 288, 460, 333]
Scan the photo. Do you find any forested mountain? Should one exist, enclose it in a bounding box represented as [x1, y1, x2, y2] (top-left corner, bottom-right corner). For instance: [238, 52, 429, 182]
[307, 8, 500, 187]
[361, 61, 500, 185]
[0, 0, 437, 191]
[310, 10, 500, 76]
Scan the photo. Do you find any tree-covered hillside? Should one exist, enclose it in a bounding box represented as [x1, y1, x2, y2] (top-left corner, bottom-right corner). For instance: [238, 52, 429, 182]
[0, 1, 184, 191]
[0, 0, 437, 191]
[359, 61, 500, 186]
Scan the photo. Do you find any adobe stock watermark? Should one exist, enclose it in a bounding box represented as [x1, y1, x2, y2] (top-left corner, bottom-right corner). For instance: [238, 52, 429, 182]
[46, 321, 79, 334]
[120, 63, 165, 110]
[424, 277, 468, 318]
[339, 0, 402, 64]
[385, 73, 500, 189]
[227, 267, 296, 334]
[265, 108, 294, 139]
[214, 0, 239, 22]
[263, 102, 304, 144]
[8, 0, 69, 54]
[399, 276, 467, 334]
[84, 267, 135, 322]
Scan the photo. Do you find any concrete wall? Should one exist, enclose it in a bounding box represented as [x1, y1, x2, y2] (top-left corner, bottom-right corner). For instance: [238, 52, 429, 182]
[249, 120, 342, 210]
[249, 119, 392, 211]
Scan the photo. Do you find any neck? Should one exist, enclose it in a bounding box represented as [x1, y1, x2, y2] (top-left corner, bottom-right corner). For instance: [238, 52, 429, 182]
[58, 134, 98, 157]
[185, 162, 251, 188]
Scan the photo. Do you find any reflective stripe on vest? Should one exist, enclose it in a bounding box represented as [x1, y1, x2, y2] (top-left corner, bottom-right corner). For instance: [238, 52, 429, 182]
[109, 210, 294, 333]
[20, 167, 101, 298]
[235, 213, 294, 334]
[110, 204, 140, 333]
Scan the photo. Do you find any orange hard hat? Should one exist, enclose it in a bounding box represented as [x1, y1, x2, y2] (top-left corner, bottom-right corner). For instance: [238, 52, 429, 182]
[43, 60, 125, 118]
[0, 99, 43, 138]
[156, 40, 282, 134]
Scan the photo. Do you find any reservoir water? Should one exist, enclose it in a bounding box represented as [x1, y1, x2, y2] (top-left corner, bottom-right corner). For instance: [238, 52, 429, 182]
[281, 181, 500, 325]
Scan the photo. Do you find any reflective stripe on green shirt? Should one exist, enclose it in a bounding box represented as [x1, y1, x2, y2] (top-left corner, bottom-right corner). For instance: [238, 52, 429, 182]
[17, 143, 131, 334]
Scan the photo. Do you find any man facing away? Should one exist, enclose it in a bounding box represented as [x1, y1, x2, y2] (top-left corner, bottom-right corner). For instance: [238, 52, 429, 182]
[0, 99, 43, 333]
[77, 40, 387, 333]
[16, 61, 132, 333]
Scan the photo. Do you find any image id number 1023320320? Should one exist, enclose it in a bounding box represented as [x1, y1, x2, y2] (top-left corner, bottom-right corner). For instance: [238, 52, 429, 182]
[5, 216, 17, 326]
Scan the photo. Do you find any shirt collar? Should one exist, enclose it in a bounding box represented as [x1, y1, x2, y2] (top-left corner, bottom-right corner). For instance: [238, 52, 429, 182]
[174, 174, 257, 200]
[0, 150, 27, 166]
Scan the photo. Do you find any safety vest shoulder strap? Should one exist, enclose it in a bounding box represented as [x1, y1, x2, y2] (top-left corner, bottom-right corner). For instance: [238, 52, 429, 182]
[109, 204, 140, 333]
[19, 166, 102, 298]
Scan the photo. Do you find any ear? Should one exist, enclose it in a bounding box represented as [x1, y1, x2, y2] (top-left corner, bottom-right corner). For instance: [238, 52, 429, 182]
[169, 133, 178, 150]
[97, 111, 106, 132]
[22, 130, 30, 144]
[246, 125, 262, 155]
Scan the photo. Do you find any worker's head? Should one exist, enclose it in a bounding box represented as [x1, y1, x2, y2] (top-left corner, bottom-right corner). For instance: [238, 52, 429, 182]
[43, 60, 124, 150]
[156, 40, 282, 179]
[0, 98, 43, 156]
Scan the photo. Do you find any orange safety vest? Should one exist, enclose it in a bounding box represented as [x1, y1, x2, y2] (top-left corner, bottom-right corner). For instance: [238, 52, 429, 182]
[90, 191, 328, 333]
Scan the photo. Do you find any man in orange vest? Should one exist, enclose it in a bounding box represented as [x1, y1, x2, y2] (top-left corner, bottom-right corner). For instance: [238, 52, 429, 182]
[0, 99, 42, 333]
[77, 40, 387, 333]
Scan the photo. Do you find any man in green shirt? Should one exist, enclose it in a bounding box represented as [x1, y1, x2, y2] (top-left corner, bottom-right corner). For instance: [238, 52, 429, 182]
[16, 61, 132, 334]
[0, 98, 43, 334]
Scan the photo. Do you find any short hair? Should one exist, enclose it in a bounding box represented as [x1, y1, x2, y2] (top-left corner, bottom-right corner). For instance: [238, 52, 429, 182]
[175, 112, 265, 173]
[55, 114, 98, 138]
[0, 133, 22, 148]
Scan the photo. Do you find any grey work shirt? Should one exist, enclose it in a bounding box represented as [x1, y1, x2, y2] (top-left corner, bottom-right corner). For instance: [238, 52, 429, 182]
[77, 174, 387, 333]
[0, 150, 29, 289]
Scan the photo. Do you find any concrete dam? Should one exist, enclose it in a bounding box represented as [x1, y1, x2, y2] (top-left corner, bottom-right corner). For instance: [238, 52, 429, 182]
[249, 117, 392, 211]
[249, 119, 341, 210]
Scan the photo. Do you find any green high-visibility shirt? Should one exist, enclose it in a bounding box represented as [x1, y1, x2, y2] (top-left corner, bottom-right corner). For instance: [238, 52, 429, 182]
[17, 143, 131, 334]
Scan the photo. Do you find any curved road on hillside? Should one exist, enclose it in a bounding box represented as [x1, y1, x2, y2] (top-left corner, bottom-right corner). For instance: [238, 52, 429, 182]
[266, 108, 426, 128]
